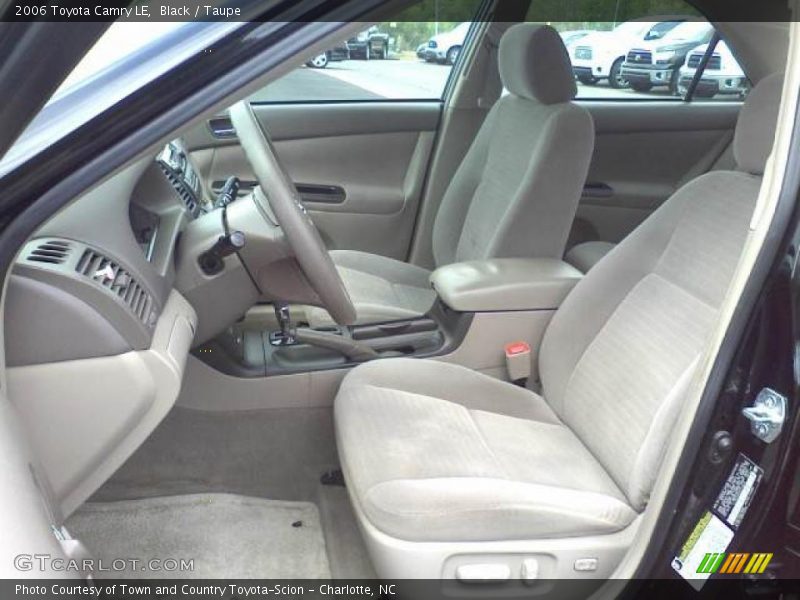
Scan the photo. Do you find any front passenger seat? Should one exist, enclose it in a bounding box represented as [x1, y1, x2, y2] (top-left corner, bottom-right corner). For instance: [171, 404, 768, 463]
[308, 24, 594, 326]
[334, 73, 782, 578]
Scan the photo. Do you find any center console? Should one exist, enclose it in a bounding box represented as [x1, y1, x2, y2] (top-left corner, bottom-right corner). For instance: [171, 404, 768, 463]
[194, 302, 472, 378]
[193, 257, 584, 380]
[430, 258, 583, 312]
[430, 258, 583, 382]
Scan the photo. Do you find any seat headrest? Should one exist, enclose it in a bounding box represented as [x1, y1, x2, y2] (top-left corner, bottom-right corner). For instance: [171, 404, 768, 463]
[498, 24, 577, 105]
[734, 73, 783, 175]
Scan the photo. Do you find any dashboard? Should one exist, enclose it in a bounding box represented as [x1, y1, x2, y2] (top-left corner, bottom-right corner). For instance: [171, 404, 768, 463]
[4, 140, 205, 516]
[128, 141, 208, 266]
[2, 132, 329, 517]
[7, 140, 207, 366]
[155, 141, 205, 219]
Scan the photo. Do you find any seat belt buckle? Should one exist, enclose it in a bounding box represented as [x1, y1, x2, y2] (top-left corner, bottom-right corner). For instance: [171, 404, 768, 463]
[504, 341, 531, 385]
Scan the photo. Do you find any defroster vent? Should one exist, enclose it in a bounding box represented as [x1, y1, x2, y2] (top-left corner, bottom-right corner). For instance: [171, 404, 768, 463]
[27, 240, 72, 265]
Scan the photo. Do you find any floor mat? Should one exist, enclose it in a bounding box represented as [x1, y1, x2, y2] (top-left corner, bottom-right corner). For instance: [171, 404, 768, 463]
[66, 493, 331, 579]
[91, 407, 338, 503]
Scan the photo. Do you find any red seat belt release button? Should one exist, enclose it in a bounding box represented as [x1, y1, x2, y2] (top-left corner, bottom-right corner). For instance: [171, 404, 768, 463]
[504, 341, 531, 384]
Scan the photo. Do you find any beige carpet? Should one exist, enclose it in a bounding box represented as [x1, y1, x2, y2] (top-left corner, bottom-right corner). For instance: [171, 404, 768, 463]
[67, 493, 331, 578]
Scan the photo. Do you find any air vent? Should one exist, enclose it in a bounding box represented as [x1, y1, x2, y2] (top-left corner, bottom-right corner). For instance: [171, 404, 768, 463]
[158, 164, 198, 213]
[27, 239, 72, 264]
[76, 249, 154, 324]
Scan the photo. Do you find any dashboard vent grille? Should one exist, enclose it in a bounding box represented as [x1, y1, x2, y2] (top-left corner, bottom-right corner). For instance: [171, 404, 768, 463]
[159, 164, 198, 213]
[76, 249, 153, 324]
[27, 240, 72, 265]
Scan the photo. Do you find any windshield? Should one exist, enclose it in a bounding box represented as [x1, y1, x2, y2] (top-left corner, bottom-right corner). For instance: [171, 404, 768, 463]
[0, 21, 243, 178]
[52, 22, 187, 102]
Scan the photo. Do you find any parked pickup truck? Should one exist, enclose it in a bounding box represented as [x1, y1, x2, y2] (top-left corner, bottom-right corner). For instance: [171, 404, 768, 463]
[571, 19, 685, 89]
[347, 26, 390, 60]
[621, 21, 714, 93]
[676, 40, 750, 98]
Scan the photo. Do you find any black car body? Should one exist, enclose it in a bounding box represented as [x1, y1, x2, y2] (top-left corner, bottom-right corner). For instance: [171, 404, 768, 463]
[305, 45, 349, 68]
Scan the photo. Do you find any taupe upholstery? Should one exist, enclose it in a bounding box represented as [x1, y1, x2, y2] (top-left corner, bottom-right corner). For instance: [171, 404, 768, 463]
[565, 76, 783, 276]
[335, 74, 782, 546]
[497, 21, 577, 104]
[308, 250, 436, 325]
[336, 359, 637, 542]
[565, 241, 615, 273]
[734, 72, 784, 176]
[308, 24, 594, 327]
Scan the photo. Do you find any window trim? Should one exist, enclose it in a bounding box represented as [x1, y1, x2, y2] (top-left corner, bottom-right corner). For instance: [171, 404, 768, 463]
[250, 97, 447, 107]
[440, 19, 486, 102]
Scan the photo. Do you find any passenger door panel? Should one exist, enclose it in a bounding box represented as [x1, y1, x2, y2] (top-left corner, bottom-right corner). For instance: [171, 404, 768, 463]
[184, 102, 441, 261]
[571, 101, 740, 245]
[186, 99, 740, 260]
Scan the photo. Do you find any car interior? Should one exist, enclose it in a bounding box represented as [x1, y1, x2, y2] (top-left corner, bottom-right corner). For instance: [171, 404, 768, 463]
[0, 4, 793, 591]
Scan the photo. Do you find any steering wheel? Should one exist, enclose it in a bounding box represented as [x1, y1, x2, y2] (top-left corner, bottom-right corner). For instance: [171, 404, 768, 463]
[228, 101, 356, 326]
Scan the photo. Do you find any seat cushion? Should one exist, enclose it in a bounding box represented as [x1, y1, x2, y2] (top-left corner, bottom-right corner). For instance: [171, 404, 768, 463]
[335, 359, 637, 543]
[565, 241, 616, 273]
[306, 250, 436, 328]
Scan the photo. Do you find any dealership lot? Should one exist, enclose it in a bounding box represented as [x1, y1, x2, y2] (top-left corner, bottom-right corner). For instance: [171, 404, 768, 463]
[251, 56, 677, 103]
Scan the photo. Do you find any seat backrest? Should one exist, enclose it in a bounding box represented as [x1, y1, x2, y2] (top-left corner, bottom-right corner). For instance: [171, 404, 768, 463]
[539, 73, 784, 511]
[431, 24, 594, 267]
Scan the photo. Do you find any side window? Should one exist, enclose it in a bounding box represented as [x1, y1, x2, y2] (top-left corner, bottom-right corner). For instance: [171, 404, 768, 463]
[678, 39, 751, 101]
[251, 18, 479, 103]
[526, 5, 750, 102]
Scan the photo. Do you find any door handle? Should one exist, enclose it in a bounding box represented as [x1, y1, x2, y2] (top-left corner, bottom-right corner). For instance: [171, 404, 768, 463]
[295, 183, 346, 205]
[211, 180, 345, 204]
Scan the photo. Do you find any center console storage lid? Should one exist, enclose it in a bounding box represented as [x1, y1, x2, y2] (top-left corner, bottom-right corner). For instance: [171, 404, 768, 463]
[430, 258, 583, 312]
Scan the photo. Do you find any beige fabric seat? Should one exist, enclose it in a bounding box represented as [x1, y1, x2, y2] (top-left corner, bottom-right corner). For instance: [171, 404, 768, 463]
[308, 24, 594, 327]
[334, 74, 782, 573]
[565, 240, 616, 273]
[565, 127, 743, 275]
[311, 250, 435, 324]
[336, 359, 637, 542]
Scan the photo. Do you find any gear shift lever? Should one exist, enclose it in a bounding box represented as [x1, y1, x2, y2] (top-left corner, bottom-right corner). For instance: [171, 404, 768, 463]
[270, 301, 296, 346]
[267, 301, 378, 362]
